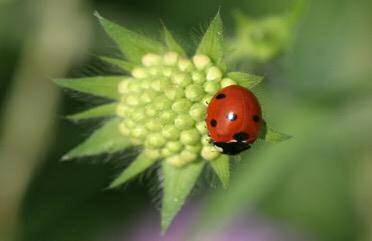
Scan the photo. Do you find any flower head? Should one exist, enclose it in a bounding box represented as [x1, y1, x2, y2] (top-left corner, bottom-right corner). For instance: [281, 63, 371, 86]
[55, 11, 290, 232]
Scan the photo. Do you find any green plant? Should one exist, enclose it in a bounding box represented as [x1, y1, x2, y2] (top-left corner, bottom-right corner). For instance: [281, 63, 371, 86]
[55, 11, 289, 232]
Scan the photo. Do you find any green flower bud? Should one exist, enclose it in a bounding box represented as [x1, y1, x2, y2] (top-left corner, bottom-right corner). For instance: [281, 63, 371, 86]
[148, 66, 160, 76]
[160, 110, 176, 124]
[128, 81, 142, 92]
[196, 121, 208, 134]
[172, 99, 192, 113]
[163, 51, 179, 66]
[221, 78, 237, 88]
[161, 147, 174, 158]
[201, 95, 213, 106]
[142, 53, 161, 67]
[162, 125, 180, 140]
[145, 119, 162, 131]
[185, 84, 204, 102]
[140, 91, 157, 104]
[185, 144, 202, 153]
[180, 129, 200, 145]
[173, 73, 192, 87]
[116, 104, 128, 117]
[189, 103, 206, 121]
[179, 150, 197, 163]
[131, 109, 145, 122]
[204, 81, 220, 94]
[125, 94, 140, 106]
[165, 87, 184, 100]
[201, 145, 220, 160]
[131, 126, 147, 139]
[166, 141, 183, 153]
[178, 58, 192, 72]
[175, 114, 195, 129]
[193, 54, 211, 70]
[118, 122, 130, 136]
[124, 119, 136, 129]
[201, 135, 211, 146]
[145, 105, 158, 117]
[132, 67, 147, 79]
[162, 67, 173, 77]
[206, 66, 222, 81]
[154, 97, 172, 110]
[118, 80, 130, 94]
[146, 133, 166, 148]
[166, 155, 185, 167]
[191, 71, 205, 84]
[151, 79, 162, 91]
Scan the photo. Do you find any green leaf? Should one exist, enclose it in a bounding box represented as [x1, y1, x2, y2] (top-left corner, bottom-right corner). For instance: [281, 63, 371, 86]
[62, 118, 131, 160]
[161, 160, 205, 232]
[162, 25, 186, 56]
[227, 72, 263, 89]
[109, 152, 157, 189]
[95, 12, 165, 64]
[260, 122, 291, 143]
[54, 76, 122, 100]
[196, 12, 224, 65]
[100, 56, 136, 72]
[67, 103, 117, 122]
[209, 155, 230, 189]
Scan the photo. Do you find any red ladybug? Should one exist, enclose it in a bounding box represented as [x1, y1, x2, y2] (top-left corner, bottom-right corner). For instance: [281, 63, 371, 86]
[206, 85, 263, 155]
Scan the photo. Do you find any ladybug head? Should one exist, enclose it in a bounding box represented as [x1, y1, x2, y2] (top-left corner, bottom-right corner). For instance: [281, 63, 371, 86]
[213, 141, 251, 155]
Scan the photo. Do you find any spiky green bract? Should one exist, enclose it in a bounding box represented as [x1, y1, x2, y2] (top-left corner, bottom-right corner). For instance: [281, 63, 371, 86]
[67, 103, 117, 122]
[163, 26, 186, 56]
[95, 12, 165, 64]
[100, 56, 135, 72]
[196, 12, 224, 67]
[262, 126, 292, 143]
[62, 118, 131, 160]
[227, 72, 263, 89]
[109, 152, 158, 188]
[54, 76, 122, 100]
[210, 155, 230, 189]
[161, 160, 205, 232]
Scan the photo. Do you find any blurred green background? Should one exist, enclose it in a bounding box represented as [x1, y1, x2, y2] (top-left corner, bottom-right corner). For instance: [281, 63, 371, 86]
[0, 0, 371, 241]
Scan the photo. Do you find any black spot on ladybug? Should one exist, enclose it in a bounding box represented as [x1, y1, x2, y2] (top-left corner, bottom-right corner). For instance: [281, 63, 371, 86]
[233, 132, 249, 142]
[253, 115, 260, 122]
[210, 119, 217, 127]
[227, 112, 237, 121]
[216, 93, 226, 99]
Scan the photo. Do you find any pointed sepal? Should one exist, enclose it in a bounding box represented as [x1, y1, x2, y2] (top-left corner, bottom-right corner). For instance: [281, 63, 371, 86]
[95, 12, 165, 64]
[209, 155, 230, 189]
[100, 56, 136, 72]
[260, 122, 291, 143]
[67, 103, 117, 122]
[227, 72, 263, 89]
[109, 152, 158, 189]
[196, 12, 224, 65]
[54, 76, 122, 100]
[163, 25, 186, 56]
[62, 118, 131, 160]
[161, 160, 205, 232]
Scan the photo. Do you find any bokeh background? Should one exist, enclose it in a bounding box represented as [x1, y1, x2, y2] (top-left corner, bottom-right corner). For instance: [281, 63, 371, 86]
[1, 0, 371, 241]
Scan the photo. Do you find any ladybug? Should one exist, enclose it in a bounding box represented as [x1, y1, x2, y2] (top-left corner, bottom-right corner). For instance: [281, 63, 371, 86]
[206, 85, 263, 155]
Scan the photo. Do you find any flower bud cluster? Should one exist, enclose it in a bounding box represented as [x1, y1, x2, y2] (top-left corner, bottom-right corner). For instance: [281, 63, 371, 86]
[117, 52, 235, 166]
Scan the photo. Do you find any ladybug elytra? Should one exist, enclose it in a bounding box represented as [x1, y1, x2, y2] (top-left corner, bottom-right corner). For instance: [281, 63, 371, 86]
[206, 85, 263, 155]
